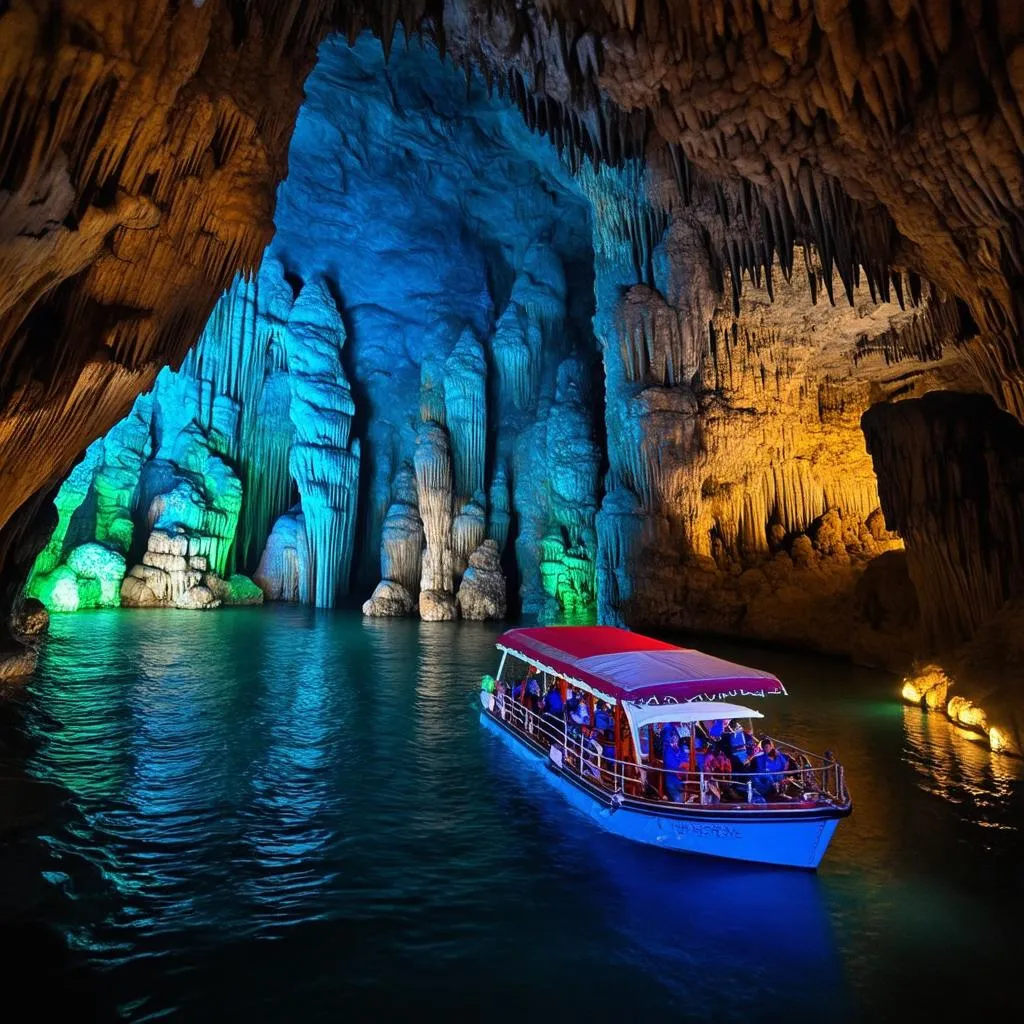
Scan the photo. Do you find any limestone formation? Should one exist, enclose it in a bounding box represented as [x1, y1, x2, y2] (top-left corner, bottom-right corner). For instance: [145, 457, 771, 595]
[457, 541, 507, 621]
[285, 277, 361, 608]
[362, 581, 415, 618]
[7, 3, 1024, 746]
[419, 589, 458, 623]
[121, 529, 260, 611]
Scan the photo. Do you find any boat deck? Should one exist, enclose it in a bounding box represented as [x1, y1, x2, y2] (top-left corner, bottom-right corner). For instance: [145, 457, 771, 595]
[484, 693, 851, 818]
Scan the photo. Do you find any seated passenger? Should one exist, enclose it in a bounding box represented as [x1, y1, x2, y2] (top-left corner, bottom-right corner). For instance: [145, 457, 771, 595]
[662, 728, 688, 803]
[751, 738, 789, 799]
[729, 720, 745, 770]
[680, 731, 704, 765]
[703, 743, 734, 799]
[729, 722, 758, 772]
[704, 744, 732, 778]
[706, 719, 726, 740]
[594, 702, 613, 732]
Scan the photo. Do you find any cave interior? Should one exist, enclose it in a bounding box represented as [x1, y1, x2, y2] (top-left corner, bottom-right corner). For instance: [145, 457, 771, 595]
[3, 1, 1024, 752]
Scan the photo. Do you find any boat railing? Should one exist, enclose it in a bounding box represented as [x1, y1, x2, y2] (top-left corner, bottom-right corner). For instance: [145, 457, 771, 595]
[488, 692, 850, 810]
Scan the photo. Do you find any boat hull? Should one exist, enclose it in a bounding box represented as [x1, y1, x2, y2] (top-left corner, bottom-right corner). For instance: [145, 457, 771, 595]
[481, 711, 846, 870]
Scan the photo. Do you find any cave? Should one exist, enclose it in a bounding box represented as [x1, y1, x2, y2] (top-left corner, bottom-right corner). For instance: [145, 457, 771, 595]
[3, 2, 1024, 1017]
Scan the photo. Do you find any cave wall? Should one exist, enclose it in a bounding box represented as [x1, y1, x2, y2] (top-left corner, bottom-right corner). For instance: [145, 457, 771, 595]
[582, 158, 948, 662]
[28, 32, 603, 616]
[4, 0, 1024, 735]
[0, 0, 327, 562]
[863, 391, 1024, 650]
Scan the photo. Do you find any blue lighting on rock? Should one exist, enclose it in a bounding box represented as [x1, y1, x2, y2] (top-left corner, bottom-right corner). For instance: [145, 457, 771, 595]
[31, 31, 608, 617]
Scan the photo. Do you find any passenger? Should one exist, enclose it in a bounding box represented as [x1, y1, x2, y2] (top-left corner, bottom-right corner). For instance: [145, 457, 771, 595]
[543, 685, 564, 717]
[594, 702, 613, 732]
[727, 720, 747, 768]
[570, 696, 591, 729]
[703, 743, 734, 800]
[730, 722, 758, 771]
[680, 730, 704, 765]
[599, 730, 617, 762]
[706, 719, 726, 740]
[512, 672, 542, 712]
[581, 727, 603, 780]
[651, 721, 665, 760]
[751, 738, 789, 799]
[704, 743, 732, 779]
[494, 680, 507, 717]
[638, 726, 650, 760]
[662, 727, 687, 803]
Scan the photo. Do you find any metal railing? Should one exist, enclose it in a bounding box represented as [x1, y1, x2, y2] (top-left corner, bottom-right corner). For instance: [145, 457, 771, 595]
[488, 692, 850, 810]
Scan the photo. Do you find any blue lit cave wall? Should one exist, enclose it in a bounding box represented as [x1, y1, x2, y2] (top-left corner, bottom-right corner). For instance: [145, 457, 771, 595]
[27, 33, 602, 620]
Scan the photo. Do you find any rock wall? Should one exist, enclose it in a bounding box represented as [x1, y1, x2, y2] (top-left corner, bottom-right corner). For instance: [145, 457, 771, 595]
[5, 1, 1024, 733]
[864, 392, 1024, 650]
[265, 34, 601, 621]
[0, 0, 329, 629]
[582, 158, 943, 661]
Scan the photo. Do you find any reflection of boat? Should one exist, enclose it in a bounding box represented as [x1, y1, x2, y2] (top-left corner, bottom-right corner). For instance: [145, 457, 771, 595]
[479, 626, 852, 869]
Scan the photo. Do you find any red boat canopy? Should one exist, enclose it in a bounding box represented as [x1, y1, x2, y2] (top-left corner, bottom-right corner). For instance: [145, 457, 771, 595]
[496, 626, 786, 705]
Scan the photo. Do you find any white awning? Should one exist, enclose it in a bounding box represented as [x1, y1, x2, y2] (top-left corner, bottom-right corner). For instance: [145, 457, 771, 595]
[623, 700, 764, 731]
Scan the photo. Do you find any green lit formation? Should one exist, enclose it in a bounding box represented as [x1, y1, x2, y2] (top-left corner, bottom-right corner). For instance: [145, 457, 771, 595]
[27, 400, 152, 612]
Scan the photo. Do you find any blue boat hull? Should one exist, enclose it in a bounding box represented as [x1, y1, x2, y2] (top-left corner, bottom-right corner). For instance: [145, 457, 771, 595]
[481, 712, 846, 870]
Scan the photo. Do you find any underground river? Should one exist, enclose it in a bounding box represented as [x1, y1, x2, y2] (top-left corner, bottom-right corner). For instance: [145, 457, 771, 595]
[1, 608, 1022, 1020]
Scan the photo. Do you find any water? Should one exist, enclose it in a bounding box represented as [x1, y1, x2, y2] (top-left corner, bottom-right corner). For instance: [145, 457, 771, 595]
[1, 608, 1022, 1020]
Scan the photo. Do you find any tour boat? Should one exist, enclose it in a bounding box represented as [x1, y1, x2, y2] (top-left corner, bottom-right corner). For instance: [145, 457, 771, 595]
[479, 626, 851, 869]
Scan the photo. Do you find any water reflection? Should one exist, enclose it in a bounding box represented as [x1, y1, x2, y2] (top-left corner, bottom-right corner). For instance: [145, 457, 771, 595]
[481, 723, 844, 1018]
[902, 705, 1020, 821]
[1, 611, 1023, 1020]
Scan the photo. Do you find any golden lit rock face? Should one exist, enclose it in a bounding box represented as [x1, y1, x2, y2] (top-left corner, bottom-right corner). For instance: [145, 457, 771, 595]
[0, 0, 327, 573]
[600, 228, 929, 659]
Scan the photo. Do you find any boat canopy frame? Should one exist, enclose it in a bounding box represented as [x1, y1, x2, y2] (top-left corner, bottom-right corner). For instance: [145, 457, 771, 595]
[495, 626, 786, 706]
[496, 627, 785, 768]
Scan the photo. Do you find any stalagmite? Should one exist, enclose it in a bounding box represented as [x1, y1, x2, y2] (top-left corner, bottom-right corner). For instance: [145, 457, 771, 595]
[456, 540, 507, 620]
[255, 507, 309, 603]
[285, 277, 361, 609]
[415, 420, 456, 620]
[364, 463, 425, 619]
[452, 497, 487, 579]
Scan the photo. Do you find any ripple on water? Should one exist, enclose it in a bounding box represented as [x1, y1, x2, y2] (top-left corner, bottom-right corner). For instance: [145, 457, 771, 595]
[0, 608, 1021, 1020]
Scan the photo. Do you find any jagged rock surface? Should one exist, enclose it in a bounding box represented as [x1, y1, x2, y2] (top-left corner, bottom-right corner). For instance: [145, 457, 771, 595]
[362, 581, 415, 618]
[457, 540, 507, 621]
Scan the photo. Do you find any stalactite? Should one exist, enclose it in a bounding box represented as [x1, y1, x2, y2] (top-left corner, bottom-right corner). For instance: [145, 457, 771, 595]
[420, 357, 447, 426]
[486, 465, 511, 554]
[240, 371, 295, 570]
